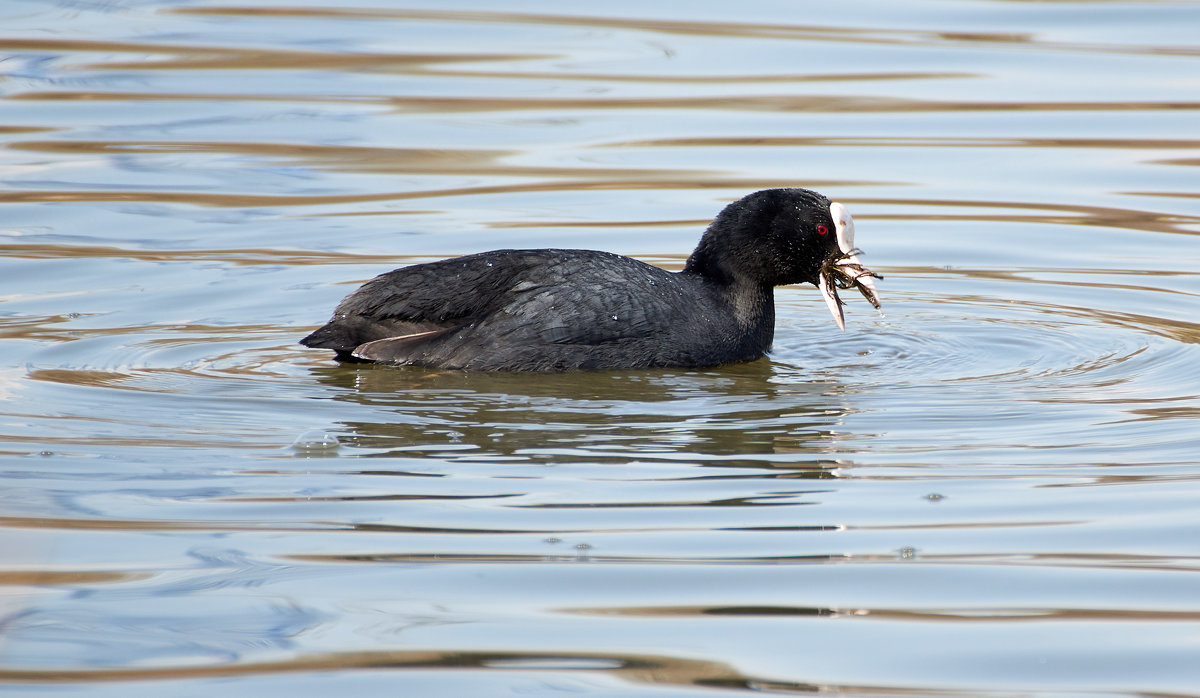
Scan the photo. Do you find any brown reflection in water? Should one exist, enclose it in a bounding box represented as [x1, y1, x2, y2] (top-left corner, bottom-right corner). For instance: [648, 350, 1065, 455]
[0, 243, 406, 265]
[1037, 473, 1200, 489]
[9, 140, 702, 179]
[202, 548, 1200, 571]
[396, 69, 975, 86]
[894, 264, 1197, 287]
[0, 125, 57, 135]
[867, 607, 1200, 622]
[1151, 157, 1200, 168]
[171, 5, 916, 44]
[895, 265, 1200, 345]
[0, 515, 344, 534]
[17, 185, 1194, 246]
[11, 89, 1197, 117]
[609, 135, 1200, 151]
[0, 570, 148, 587]
[1023, 551, 1200, 572]
[571, 603, 1200, 623]
[1129, 191, 1200, 201]
[487, 218, 709, 230]
[288, 551, 851, 565]
[0, 162, 1193, 239]
[172, 6, 1200, 58]
[0, 431, 270, 451]
[224, 492, 518, 504]
[0, 177, 860, 209]
[0, 648, 754, 692]
[0, 37, 972, 84]
[1114, 405, 1200, 424]
[0, 39, 539, 73]
[0, 39, 971, 95]
[8, 90, 341, 103]
[857, 199, 1199, 236]
[1056, 306, 1200, 346]
[8, 322, 287, 347]
[378, 95, 1200, 115]
[514, 492, 827, 509]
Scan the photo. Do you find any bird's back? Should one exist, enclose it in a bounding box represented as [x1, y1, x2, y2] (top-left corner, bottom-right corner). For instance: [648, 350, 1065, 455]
[301, 248, 769, 371]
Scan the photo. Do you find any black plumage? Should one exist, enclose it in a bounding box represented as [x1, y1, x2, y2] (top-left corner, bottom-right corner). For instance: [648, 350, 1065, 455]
[301, 188, 875, 371]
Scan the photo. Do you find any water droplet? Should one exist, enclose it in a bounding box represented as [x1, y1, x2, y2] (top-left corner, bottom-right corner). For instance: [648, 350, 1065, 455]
[291, 429, 339, 456]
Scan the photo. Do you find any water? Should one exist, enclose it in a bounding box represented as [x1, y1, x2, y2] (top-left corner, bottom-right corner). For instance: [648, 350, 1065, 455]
[2, 1, 1200, 695]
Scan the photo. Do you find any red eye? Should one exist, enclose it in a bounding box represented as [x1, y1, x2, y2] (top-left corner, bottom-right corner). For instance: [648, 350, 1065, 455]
[816, 224, 828, 235]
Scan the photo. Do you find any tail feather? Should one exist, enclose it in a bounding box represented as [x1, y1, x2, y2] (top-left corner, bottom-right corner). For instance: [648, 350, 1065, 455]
[352, 328, 454, 364]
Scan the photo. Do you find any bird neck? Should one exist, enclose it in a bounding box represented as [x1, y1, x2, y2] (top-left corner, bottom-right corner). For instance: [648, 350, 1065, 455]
[729, 282, 775, 333]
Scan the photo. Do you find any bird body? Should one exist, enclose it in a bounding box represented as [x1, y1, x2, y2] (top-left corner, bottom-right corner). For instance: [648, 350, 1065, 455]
[301, 189, 879, 371]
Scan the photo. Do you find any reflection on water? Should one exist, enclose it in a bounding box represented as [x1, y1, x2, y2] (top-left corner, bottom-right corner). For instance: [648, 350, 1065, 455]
[2, 0, 1200, 696]
[310, 362, 849, 463]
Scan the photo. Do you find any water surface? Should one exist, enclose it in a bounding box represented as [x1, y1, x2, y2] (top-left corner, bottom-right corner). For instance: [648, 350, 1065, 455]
[2, 1, 1200, 695]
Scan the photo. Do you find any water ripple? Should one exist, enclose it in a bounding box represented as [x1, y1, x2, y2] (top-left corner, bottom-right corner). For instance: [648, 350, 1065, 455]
[4, 1, 1200, 695]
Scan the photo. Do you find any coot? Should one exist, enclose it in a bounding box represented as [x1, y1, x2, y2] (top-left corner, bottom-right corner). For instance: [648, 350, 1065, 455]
[301, 188, 880, 371]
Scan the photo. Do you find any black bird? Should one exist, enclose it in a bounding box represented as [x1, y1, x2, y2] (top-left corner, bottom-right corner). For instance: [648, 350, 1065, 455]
[300, 188, 880, 371]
